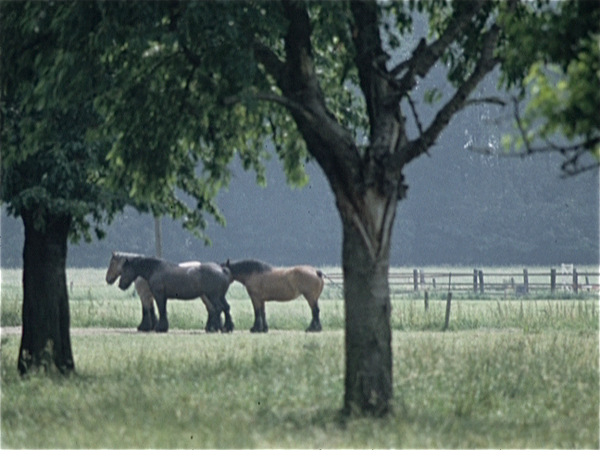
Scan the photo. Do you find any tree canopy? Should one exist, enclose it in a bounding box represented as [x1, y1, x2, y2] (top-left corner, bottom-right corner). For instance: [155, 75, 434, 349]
[3, 1, 597, 238]
[1, 2, 125, 242]
[495, 1, 599, 174]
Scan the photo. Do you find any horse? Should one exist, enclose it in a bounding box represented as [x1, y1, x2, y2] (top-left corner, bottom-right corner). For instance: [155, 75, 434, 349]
[107, 252, 208, 331]
[106, 252, 233, 333]
[222, 259, 324, 332]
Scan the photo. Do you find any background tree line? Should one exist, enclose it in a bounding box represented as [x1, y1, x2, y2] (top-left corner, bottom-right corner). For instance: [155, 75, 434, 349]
[2, 143, 597, 268]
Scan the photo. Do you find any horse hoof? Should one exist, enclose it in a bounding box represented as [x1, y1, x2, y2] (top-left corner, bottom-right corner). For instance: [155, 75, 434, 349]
[137, 324, 153, 332]
[306, 324, 322, 332]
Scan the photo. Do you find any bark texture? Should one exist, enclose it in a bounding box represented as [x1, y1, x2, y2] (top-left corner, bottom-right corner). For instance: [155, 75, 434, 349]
[18, 211, 74, 375]
[341, 196, 395, 415]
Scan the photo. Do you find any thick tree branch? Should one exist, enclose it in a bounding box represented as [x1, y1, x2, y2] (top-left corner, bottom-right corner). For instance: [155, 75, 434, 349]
[405, 93, 424, 142]
[398, 24, 501, 167]
[277, 1, 360, 168]
[350, 1, 393, 125]
[223, 91, 312, 120]
[392, 1, 485, 95]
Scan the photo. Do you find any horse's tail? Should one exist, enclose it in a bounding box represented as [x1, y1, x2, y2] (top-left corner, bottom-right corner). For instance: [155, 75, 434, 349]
[319, 271, 344, 293]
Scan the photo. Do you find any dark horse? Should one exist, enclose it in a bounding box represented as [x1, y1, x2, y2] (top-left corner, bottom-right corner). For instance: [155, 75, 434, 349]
[223, 259, 324, 332]
[106, 252, 221, 331]
[115, 254, 233, 333]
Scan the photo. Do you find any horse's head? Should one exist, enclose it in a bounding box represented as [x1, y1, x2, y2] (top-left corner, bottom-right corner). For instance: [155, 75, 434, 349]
[106, 251, 126, 284]
[221, 259, 234, 284]
[118, 260, 137, 290]
[221, 265, 233, 284]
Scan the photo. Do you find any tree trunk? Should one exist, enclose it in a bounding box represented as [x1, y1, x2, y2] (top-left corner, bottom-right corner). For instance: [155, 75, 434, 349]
[339, 191, 396, 416]
[18, 210, 74, 375]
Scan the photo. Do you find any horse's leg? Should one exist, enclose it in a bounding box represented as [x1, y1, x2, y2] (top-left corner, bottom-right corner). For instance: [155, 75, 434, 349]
[207, 295, 225, 332]
[261, 305, 268, 333]
[305, 276, 324, 332]
[306, 303, 322, 332]
[222, 296, 234, 333]
[305, 298, 322, 332]
[250, 297, 265, 332]
[134, 278, 156, 332]
[200, 295, 219, 333]
[154, 295, 169, 333]
[206, 310, 220, 333]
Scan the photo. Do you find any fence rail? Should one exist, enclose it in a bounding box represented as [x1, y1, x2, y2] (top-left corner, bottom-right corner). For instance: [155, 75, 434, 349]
[324, 267, 600, 297]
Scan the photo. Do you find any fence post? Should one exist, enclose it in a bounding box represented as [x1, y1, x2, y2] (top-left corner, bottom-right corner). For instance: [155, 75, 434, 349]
[413, 269, 419, 291]
[478, 270, 484, 294]
[550, 268, 556, 293]
[424, 290, 429, 312]
[443, 292, 452, 331]
[473, 269, 478, 293]
[523, 268, 529, 294]
[573, 268, 578, 293]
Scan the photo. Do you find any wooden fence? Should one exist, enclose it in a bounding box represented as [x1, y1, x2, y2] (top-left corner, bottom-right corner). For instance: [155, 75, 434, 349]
[325, 267, 600, 297]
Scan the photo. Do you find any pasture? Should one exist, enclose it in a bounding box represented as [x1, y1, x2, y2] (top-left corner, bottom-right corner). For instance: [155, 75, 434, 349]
[1, 267, 599, 448]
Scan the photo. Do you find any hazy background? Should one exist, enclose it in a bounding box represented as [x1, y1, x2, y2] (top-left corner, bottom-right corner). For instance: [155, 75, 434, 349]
[3, 138, 597, 268]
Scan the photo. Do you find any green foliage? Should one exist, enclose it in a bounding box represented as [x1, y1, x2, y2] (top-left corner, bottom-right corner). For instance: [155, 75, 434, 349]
[497, 1, 600, 160]
[0, 2, 124, 242]
[91, 2, 314, 224]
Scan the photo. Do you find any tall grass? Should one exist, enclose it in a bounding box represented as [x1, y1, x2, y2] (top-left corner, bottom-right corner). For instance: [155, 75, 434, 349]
[1, 329, 597, 448]
[1, 268, 597, 332]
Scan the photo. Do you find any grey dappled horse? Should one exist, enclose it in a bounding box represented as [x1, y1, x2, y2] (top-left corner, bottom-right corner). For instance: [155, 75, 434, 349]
[222, 259, 324, 332]
[108, 252, 233, 333]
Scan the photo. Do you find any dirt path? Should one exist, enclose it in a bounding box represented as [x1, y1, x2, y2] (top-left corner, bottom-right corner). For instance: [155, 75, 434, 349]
[1, 327, 342, 337]
[0, 327, 220, 337]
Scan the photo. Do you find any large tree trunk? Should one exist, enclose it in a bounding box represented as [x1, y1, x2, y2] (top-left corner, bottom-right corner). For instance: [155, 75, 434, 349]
[339, 189, 397, 416]
[18, 210, 74, 375]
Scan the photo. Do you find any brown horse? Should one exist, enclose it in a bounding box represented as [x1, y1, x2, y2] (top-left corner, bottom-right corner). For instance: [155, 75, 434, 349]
[223, 259, 324, 332]
[106, 252, 233, 332]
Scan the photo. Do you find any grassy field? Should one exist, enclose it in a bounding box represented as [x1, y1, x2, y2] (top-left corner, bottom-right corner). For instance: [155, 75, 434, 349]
[1, 267, 599, 448]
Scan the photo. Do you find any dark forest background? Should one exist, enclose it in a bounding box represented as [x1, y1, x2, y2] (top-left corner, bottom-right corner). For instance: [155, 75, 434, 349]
[3, 138, 597, 268]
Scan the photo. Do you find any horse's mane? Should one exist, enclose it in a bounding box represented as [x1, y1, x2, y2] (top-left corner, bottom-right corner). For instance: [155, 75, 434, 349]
[124, 255, 170, 274]
[228, 259, 273, 277]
